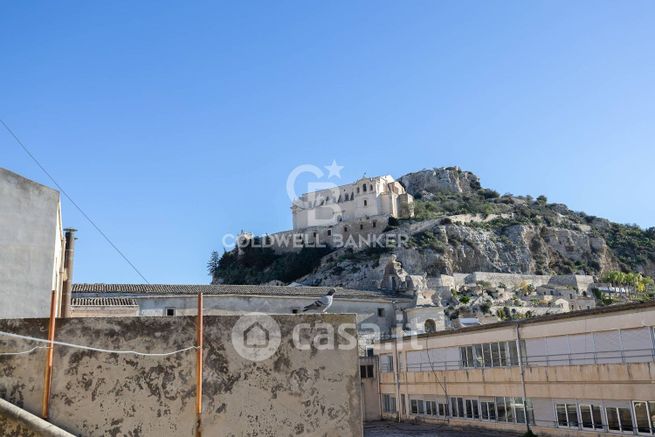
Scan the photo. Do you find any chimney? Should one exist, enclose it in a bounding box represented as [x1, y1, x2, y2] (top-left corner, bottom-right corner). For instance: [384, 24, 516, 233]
[61, 228, 77, 318]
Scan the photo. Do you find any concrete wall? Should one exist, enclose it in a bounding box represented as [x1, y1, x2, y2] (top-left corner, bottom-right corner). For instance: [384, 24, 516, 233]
[0, 168, 64, 318]
[0, 397, 74, 437]
[74, 293, 400, 335]
[0, 314, 362, 436]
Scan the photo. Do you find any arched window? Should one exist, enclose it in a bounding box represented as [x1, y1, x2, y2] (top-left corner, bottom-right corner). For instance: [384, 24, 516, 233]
[344, 226, 348, 232]
[424, 319, 437, 333]
[363, 184, 367, 192]
[364, 200, 368, 206]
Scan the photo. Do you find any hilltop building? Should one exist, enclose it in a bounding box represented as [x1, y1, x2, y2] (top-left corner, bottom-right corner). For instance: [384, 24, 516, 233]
[291, 175, 414, 230]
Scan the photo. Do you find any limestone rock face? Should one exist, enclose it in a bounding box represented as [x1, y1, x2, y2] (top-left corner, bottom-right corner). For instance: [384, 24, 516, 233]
[399, 166, 480, 196]
[299, 222, 623, 290]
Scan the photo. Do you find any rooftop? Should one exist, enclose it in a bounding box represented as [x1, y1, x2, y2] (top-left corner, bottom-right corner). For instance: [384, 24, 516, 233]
[72, 283, 412, 301]
[72, 297, 138, 306]
[378, 299, 655, 343]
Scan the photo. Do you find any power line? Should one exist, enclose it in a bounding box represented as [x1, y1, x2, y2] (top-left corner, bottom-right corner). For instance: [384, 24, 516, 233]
[0, 330, 197, 357]
[0, 119, 150, 283]
[0, 345, 48, 357]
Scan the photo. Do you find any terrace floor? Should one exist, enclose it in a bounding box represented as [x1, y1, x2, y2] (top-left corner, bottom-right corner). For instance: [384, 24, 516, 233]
[364, 421, 522, 437]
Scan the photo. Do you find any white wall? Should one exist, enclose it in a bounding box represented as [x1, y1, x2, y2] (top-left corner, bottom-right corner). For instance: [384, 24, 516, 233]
[0, 168, 63, 318]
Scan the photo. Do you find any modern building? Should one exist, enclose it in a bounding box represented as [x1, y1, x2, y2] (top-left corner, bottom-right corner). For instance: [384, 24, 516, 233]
[371, 301, 655, 436]
[0, 168, 74, 318]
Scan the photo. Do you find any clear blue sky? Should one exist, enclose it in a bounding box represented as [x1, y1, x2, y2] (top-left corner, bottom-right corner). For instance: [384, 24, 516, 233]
[2, 1, 654, 284]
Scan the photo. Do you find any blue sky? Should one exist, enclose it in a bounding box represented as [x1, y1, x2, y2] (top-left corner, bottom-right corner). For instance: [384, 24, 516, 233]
[2, 1, 654, 284]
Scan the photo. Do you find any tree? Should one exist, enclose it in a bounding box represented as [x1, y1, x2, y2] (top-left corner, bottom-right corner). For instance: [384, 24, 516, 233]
[207, 250, 221, 278]
[536, 195, 548, 205]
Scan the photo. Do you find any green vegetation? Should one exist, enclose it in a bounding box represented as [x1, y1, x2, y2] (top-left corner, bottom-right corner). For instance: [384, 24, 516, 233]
[210, 246, 333, 285]
[598, 224, 655, 272]
[602, 271, 655, 293]
[408, 230, 447, 253]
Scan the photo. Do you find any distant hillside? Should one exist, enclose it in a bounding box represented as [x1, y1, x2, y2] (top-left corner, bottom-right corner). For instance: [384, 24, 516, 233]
[209, 166, 655, 288]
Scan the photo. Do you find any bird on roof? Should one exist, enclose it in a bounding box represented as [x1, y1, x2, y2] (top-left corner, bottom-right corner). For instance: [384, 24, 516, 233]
[302, 289, 335, 313]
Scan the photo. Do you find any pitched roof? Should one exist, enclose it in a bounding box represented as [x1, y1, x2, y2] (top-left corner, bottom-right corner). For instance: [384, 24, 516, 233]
[71, 297, 138, 306]
[72, 283, 410, 301]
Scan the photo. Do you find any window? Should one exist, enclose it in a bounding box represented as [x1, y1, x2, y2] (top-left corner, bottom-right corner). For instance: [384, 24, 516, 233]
[327, 229, 332, 236]
[363, 200, 368, 206]
[508, 341, 520, 366]
[292, 309, 299, 314]
[556, 403, 579, 427]
[491, 342, 501, 367]
[401, 394, 406, 415]
[481, 401, 496, 421]
[580, 404, 603, 430]
[366, 348, 374, 357]
[363, 184, 367, 192]
[377, 308, 385, 317]
[474, 344, 484, 367]
[344, 226, 348, 232]
[383, 394, 396, 413]
[606, 406, 634, 432]
[424, 319, 436, 333]
[633, 401, 654, 433]
[360, 224, 364, 230]
[497, 397, 507, 421]
[165, 308, 175, 316]
[381, 355, 394, 373]
[411, 399, 418, 414]
[483, 343, 493, 367]
[438, 402, 449, 417]
[360, 365, 374, 378]
[372, 221, 376, 228]
[499, 342, 508, 366]
[464, 399, 479, 419]
[426, 401, 437, 415]
[417, 400, 425, 415]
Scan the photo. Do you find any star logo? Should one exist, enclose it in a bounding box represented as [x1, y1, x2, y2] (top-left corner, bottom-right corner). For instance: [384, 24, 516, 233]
[324, 160, 344, 179]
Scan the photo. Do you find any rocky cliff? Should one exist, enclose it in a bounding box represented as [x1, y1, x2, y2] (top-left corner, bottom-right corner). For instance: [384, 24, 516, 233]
[211, 166, 655, 288]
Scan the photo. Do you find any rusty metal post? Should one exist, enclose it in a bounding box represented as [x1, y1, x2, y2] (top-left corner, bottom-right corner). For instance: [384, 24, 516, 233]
[42, 290, 58, 419]
[196, 292, 204, 437]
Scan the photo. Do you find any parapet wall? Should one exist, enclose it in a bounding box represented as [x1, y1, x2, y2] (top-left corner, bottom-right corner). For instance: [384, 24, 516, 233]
[0, 314, 362, 436]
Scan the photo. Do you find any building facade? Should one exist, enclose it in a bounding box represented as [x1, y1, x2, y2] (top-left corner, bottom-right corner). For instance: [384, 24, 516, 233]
[0, 168, 66, 318]
[291, 175, 414, 230]
[373, 302, 655, 436]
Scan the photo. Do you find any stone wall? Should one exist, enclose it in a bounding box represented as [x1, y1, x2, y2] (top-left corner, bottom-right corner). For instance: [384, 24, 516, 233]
[0, 314, 362, 436]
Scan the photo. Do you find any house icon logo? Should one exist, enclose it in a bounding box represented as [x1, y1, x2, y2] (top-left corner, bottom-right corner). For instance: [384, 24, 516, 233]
[232, 313, 281, 362]
[244, 321, 269, 347]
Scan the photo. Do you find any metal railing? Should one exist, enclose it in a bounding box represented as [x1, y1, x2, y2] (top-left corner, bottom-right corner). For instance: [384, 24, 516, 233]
[524, 348, 655, 366]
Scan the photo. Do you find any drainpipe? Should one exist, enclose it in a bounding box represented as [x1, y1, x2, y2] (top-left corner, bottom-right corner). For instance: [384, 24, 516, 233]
[61, 228, 77, 318]
[393, 335, 402, 423]
[515, 322, 532, 434]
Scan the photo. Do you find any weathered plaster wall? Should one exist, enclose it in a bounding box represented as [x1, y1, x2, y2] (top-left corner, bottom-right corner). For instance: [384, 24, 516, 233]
[0, 397, 74, 437]
[0, 168, 64, 318]
[0, 314, 362, 436]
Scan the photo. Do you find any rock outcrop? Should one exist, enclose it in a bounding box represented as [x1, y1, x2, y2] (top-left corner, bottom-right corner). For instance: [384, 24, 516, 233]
[399, 166, 481, 197]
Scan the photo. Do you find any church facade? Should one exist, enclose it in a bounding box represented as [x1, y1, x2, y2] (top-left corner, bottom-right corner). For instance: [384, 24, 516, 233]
[291, 175, 414, 230]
